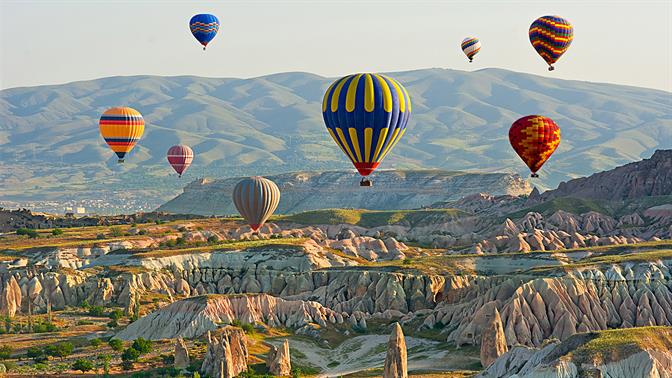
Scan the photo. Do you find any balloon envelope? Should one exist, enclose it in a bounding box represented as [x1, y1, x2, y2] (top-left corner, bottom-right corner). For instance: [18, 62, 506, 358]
[99, 107, 144, 163]
[529, 16, 573, 70]
[167, 145, 194, 177]
[509, 115, 561, 176]
[232, 176, 280, 232]
[461, 37, 481, 62]
[322, 73, 411, 177]
[190, 14, 219, 49]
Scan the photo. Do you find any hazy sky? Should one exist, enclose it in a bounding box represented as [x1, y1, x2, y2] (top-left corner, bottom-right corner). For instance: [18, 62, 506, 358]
[1, 0, 671, 91]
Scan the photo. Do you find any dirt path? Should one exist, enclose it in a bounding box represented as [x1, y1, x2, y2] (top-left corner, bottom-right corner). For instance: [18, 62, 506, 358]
[268, 334, 479, 377]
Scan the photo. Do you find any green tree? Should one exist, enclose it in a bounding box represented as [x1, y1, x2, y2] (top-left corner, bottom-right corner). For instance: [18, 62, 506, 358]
[98, 353, 111, 376]
[121, 347, 140, 362]
[44, 342, 74, 359]
[0, 345, 12, 359]
[90, 338, 102, 347]
[131, 338, 152, 354]
[16, 228, 39, 238]
[108, 339, 124, 352]
[80, 299, 90, 309]
[51, 228, 64, 236]
[26, 346, 43, 358]
[108, 309, 124, 321]
[88, 305, 106, 317]
[72, 359, 94, 372]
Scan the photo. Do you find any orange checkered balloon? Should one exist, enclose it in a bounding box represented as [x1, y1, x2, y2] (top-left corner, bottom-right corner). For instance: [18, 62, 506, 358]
[509, 115, 561, 177]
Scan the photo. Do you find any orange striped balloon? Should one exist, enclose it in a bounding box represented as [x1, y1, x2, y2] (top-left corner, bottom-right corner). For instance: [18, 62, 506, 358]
[99, 107, 144, 163]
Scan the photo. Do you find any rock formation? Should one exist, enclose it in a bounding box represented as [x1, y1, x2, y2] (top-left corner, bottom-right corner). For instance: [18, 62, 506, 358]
[478, 327, 672, 378]
[383, 322, 408, 378]
[0, 276, 22, 317]
[201, 327, 248, 378]
[159, 170, 531, 215]
[174, 337, 190, 369]
[539, 149, 672, 202]
[267, 339, 291, 376]
[480, 308, 508, 368]
[115, 294, 343, 340]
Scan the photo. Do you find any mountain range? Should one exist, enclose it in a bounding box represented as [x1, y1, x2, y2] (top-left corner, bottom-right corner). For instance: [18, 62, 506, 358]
[1, 68, 670, 210]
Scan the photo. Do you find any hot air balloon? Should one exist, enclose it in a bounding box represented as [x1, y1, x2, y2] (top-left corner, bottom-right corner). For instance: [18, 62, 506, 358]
[99, 107, 144, 163]
[189, 14, 219, 50]
[529, 16, 573, 71]
[232, 176, 280, 233]
[461, 37, 481, 62]
[167, 145, 194, 177]
[509, 115, 561, 178]
[322, 73, 412, 186]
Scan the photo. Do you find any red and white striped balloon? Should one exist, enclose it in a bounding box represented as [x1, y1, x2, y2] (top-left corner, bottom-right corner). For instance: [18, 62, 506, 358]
[166, 145, 194, 177]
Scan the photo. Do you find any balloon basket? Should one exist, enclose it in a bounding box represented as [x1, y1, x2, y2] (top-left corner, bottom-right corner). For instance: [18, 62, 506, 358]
[117, 159, 124, 164]
[360, 178, 372, 187]
[548, 66, 555, 71]
[530, 173, 539, 178]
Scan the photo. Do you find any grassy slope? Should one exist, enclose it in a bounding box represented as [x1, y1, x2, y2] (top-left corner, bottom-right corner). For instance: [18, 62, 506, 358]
[571, 326, 672, 366]
[276, 208, 470, 228]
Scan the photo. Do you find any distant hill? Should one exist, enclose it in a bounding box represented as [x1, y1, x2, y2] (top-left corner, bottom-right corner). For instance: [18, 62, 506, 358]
[1, 68, 670, 209]
[157, 170, 531, 215]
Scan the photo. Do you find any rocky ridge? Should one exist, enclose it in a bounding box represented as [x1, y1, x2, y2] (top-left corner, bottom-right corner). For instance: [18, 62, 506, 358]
[158, 170, 531, 216]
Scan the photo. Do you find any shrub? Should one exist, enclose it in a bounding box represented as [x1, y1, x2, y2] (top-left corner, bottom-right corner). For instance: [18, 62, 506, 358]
[108, 309, 124, 321]
[241, 323, 255, 334]
[121, 359, 134, 370]
[231, 319, 242, 327]
[51, 228, 64, 236]
[207, 235, 219, 243]
[108, 338, 124, 352]
[110, 226, 123, 237]
[33, 322, 57, 333]
[80, 299, 90, 309]
[90, 338, 102, 347]
[131, 338, 152, 354]
[77, 320, 93, 326]
[402, 258, 412, 265]
[44, 342, 74, 358]
[72, 359, 94, 372]
[0, 345, 12, 359]
[96, 233, 106, 239]
[121, 347, 140, 362]
[107, 319, 118, 329]
[131, 223, 138, 227]
[16, 228, 39, 238]
[26, 346, 43, 358]
[175, 237, 185, 245]
[88, 305, 106, 317]
[138, 229, 148, 235]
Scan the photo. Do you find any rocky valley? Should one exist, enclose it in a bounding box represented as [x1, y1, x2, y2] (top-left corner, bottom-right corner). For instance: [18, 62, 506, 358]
[0, 152, 670, 377]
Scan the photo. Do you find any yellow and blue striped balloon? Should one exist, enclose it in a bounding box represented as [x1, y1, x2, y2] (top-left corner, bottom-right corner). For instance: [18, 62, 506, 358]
[322, 73, 411, 177]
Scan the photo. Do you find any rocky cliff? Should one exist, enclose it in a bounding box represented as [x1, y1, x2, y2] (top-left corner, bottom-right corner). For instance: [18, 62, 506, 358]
[538, 149, 672, 202]
[158, 170, 531, 215]
[478, 327, 672, 378]
[115, 294, 344, 340]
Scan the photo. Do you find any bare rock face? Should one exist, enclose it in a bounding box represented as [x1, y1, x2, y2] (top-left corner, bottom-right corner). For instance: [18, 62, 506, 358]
[540, 149, 672, 201]
[480, 308, 508, 368]
[174, 337, 190, 369]
[267, 339, 291, 376]
[201, 326, 248, 378]
[384, 322, 408, 378]
[116, 294, 341, 340]
[159, 170, 531, 215]
[0, 276, 22, 317]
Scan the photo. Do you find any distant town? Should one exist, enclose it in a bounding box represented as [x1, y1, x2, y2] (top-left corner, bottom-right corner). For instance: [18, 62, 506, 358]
[0, 196, 159, 216]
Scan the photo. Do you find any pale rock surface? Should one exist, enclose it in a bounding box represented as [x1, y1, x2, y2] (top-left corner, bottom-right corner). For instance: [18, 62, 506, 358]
[383, 322, 408, 378]
[174, 337, 190, 369]
[267, 339, 291, 376]
[201, 326, 248, 378]
[480, 308, 508, 368]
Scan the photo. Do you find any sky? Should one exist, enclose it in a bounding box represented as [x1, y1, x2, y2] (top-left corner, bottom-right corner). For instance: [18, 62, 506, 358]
[1, 0, 671, 91]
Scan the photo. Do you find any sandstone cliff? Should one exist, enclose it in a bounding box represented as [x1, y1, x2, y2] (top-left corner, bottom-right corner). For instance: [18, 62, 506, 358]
[115, 294, 343, 340]
[201, 327, 248, 378]
[384, 322, 408, 378]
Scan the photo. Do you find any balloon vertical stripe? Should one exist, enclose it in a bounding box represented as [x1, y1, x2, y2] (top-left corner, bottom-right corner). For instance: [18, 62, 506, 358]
[233, 177, 280, 232]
